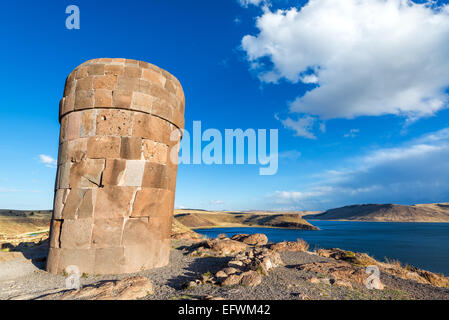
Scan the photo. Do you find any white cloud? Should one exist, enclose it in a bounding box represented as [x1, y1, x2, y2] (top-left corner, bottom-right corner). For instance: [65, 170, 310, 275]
[344, 129, 359, 138]
[39, 154, 57, 168]
[278, 150, 302, 160]
[270, 127, 449, 209]
[242, 0, 449, 125]
[238, 0, 267, 8]
[280, 115, 317, 139]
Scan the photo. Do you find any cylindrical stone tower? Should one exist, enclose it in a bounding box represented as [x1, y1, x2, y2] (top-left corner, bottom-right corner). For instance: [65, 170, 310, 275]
[47, 58, 185, 275]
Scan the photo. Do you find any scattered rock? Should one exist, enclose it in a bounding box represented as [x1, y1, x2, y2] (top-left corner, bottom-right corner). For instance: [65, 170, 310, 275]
[222, 267, 238, 275]
[269, 239, 309, 252]
[221, 274, 243, 287]
[240, 271, 262, 287]
[207, 239, 247, 256]
[215, 270, 228, 279]
[241, 234, 268, 246]
[299, 261, 381, 289]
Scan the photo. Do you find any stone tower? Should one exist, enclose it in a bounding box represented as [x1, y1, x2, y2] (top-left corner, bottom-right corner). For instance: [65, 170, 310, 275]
[47, 58, 185, 275]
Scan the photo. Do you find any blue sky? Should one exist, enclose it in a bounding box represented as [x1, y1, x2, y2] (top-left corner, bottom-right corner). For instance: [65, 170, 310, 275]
[1, 0, 449, 211]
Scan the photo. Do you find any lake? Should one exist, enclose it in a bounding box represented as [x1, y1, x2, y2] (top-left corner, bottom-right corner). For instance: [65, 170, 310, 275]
[195, 220, 449, 276]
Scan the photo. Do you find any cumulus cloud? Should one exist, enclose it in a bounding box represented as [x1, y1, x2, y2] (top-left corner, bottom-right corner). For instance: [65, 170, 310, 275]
[279, 115, 317, 139]
[270, 127, 449, 209]
[39, 154, 57, 168]
[242, 0, 449, 125]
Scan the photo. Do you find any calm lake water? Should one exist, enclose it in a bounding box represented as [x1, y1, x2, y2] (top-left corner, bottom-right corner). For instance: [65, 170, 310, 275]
[195, 220, 449, 276]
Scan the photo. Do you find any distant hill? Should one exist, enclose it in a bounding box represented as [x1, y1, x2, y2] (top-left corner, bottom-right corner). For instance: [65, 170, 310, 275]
[303, 203, 449, 222]
[175, 209, 318, 230]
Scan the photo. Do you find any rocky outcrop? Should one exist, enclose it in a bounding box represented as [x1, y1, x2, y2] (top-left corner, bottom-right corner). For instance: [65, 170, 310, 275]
[269, 239, 309, 252]
[298, 261, 383, 290]
[11, 276, 154, 300]
[231, 233, 268, 246]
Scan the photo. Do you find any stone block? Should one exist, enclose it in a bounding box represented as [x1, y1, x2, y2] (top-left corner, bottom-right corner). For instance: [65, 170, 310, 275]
[105, 64, 124, 76]
[122, 217, 151, 246]
[93, 75, 117, 90]
[69, 158, 105, 188]
[87, 136, 121, 159]
[117, 76, 139, 93]
[66, 111, 81, 141]
[96, 109, 132, 136]
[142, 139, 168, 164]
[75, 89, 94, 110]
[94, 247, 126, 274]
[112, 90, 132, 109]
[120, 137, 142, 160]
[151, 98, 174, 122]
[92, 218, 124, 248]
[59, 248, 96, 275]
[76, 66, 89, 79]
[102, 159, 126, 185]
[131, 188, 172, 217]
[94, 186, 136, 219]
[58, 162, 72, 189]
[60, 218, 93, 249]
[76, 77, 93, 91]
[53, 188, 70, 219]
[132, 113, 151, 139]
[124, 66, 142, 78]
[49, 220, 62, 248]
[141, 162, 167, 189]
[80, 109, 97, 137]
[46, 248, 61, 274]
[121, 160, 146, 187]
[88, 64, 105, 76]
[142, 68, 166, 87]
[131, 91, 153, 113]
[94, 89, 113, 108]
[61, 94, 75, 118]
[66, 138, 88, 163]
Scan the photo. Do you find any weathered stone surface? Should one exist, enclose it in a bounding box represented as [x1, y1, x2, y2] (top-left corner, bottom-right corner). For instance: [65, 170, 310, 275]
[208, 239, 247, 256]
[69, 158, 105, 188]
[122, 160, 146, 187]
[141, 162, 167, 188]
[60, 218, 93, 249]
[102, 158, 126, 185]
[38, 276, 154, 300]
[121, 137, 142, 160]
[131, 188, 172, 217]
[240, 271, 262, 287]
[142, 139, 168, 164]
[269, 240, 309, 252]
[91, 218, 124, 248]
[96, 109, 132, 136]
[221, 274, 243, 287]
[94, 186, 135, 219]
[87, 136, 121, 159]
[49, 59, 185, 275]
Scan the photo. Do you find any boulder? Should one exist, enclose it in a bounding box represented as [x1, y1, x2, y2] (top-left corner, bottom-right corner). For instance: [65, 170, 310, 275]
[221, 274, 243, 287]
[208, 239, 247, 256]
[240, 271, 262, 287]
[269, 240, 309, 252]
[231, 233, 268, 246]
